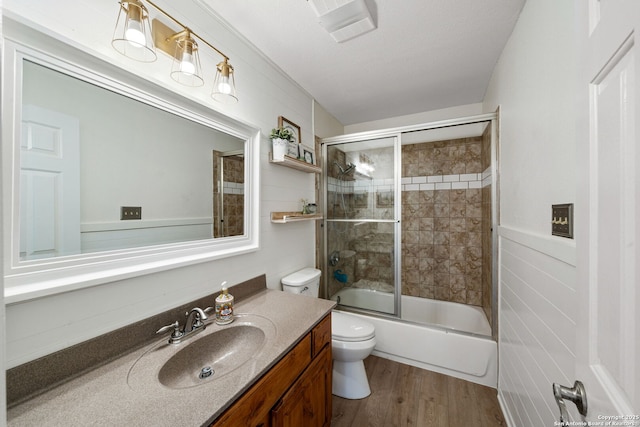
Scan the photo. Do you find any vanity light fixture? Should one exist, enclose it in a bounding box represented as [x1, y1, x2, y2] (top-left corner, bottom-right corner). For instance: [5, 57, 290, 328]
[112, 0, 157, 62]
[112, 0, 238, 102]
[168, 29, 204, 87]
[211, 58, 238, 103]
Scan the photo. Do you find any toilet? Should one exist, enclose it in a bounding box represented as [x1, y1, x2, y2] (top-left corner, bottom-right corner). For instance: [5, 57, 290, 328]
[282, 268, 376, 399]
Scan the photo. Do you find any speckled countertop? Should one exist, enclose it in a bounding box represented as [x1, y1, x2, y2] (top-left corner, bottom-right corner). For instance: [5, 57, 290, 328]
[7, 289, 335, 427]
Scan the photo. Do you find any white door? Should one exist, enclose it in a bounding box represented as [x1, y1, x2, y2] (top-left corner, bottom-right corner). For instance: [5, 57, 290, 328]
[575, 0, 640, 423]
[20, 104, 81, 259]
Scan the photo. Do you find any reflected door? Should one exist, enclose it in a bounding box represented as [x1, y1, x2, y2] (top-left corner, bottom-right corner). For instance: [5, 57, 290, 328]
[20, 104, 80, 260]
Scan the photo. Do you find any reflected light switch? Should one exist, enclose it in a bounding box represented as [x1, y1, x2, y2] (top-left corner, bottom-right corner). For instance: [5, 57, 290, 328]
[121, 206, 142, 220]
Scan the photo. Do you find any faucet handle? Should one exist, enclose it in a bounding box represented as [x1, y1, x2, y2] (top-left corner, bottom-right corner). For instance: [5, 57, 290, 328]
[156, 321, 183, 340]
[204, 306, 214, 315]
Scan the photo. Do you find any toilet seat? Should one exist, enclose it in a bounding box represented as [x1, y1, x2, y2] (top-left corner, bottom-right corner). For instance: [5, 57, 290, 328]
[332, 311, 375, 342]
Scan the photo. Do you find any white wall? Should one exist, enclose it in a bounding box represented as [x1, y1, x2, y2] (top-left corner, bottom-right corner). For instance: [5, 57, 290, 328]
[482, 0, 578, 426]
[23, 61, 240, 225]
[313, 100, 344, 138]
[2, 1, 322, 368]
[344, 102, 483, 134]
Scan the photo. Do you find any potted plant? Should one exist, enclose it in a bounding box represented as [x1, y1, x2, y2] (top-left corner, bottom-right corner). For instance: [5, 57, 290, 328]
[270, 126, 293, 160]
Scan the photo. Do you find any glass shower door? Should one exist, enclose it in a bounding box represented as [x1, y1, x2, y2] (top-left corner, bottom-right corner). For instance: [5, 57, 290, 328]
[323, 136, 400, 316]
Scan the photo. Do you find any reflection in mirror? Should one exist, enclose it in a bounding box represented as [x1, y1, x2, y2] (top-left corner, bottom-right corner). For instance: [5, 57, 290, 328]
[20, 59, 245, 261]
[212, 151, 244, 238]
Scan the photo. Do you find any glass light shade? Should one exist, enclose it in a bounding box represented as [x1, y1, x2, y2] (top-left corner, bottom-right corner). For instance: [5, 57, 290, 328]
[212, 60, 238, 104]
[170, 36, 205, 87]
[112, 0, 157, 62]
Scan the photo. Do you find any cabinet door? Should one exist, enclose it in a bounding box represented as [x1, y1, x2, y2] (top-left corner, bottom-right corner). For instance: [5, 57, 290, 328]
[211, 335, 312, 427]
[271, 346, 332, 427]
[312, 314, 331, 358]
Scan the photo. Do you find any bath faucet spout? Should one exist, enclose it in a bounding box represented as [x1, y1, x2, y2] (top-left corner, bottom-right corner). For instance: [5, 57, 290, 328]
[184, 307, 208, 334]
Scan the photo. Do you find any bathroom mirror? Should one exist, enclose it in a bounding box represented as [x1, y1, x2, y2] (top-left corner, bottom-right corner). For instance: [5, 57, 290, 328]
[21, 59, 246, 258]
[2, 22, 260, 302]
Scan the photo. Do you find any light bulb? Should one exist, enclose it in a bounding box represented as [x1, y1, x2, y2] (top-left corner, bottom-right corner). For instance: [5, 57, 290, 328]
[180, 51, 195, 75]
[217, 76, 231, 94]
[124, 5, 146, 47]
[125, 20, 145, 46]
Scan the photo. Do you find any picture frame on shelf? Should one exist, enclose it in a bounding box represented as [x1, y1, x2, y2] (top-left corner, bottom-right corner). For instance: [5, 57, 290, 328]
[286, 140, 299, 158]
[278, 116, 301, 144]
[302, 146, 315, 164]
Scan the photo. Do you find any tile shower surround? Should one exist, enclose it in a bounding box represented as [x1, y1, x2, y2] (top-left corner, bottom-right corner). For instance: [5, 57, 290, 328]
[402, 137, 486, 306]
[327, 137, 492, 310]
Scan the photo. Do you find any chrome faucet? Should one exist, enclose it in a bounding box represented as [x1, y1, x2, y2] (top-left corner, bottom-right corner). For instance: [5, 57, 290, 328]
[184, 307, 208, 333]
[156, 306, 213, 344]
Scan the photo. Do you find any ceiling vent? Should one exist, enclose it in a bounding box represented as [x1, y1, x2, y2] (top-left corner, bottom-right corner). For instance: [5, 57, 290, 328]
[308, 0, 376, 43]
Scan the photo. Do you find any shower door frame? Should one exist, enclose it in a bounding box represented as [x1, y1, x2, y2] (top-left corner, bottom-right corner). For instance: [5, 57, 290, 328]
[322, 134, 403, 317]
[321, 112, 499, 335]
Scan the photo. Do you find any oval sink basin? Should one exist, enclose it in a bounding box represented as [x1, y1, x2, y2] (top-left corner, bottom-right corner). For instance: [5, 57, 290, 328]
[127, 314, 277, 391]
[159, 325, 264, 389]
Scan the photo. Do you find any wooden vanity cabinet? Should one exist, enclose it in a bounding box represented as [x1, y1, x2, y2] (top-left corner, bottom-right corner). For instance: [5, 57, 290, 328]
[271, 344, 331, 427]
[211, 313, 332, 427]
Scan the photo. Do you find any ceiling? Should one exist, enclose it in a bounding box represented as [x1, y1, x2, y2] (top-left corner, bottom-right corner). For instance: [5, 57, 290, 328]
[201, 0, 526, 126]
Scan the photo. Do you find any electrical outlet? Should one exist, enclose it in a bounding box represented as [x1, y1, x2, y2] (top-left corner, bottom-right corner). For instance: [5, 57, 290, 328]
[121, 206, 142, 220]
[551, 203, 573, 238]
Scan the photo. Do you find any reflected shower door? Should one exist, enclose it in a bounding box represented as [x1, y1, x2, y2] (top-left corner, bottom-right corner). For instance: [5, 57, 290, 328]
[213, 151, 244, 238]
[324, 136, 400, 316]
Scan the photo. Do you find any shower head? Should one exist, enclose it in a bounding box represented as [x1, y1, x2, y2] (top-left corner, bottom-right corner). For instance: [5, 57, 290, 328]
[334, 161, 356, 175]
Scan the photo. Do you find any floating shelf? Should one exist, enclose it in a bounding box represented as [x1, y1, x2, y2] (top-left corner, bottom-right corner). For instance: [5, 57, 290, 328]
[269, 153, 321, 174]
[271, 211, 324, 223]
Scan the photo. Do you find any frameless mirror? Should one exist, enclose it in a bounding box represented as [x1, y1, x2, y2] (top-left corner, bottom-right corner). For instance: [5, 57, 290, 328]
[20, 60, 245, 260]
[2, 22, 259, 302]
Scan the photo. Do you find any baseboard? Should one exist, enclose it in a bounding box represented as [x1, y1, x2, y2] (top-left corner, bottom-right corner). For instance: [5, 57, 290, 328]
[497, 389, 517, 427]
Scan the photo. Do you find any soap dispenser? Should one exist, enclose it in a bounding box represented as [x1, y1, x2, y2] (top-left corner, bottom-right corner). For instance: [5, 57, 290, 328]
[215, 281, 234, 325]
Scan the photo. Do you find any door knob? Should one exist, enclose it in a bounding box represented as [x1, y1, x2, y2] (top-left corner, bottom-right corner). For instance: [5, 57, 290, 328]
[553, 380, 588, 426]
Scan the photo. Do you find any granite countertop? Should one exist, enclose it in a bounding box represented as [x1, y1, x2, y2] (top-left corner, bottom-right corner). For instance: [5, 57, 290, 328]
[8, 289, 335, 427]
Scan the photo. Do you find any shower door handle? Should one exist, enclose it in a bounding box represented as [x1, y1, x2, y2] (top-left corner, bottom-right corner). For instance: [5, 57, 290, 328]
[553, 380, 587, 426]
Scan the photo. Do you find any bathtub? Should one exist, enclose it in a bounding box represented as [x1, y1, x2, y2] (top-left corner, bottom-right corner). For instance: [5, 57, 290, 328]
[331, 287, 395, 313]
[330, 287, 497, 388]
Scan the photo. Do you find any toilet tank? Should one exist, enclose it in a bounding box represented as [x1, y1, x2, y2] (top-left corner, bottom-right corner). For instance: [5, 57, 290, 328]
[281, 268, 321, 297]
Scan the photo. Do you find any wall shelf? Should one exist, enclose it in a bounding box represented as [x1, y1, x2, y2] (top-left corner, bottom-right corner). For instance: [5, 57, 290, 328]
[271, 212, 323, 223]
[269, 153, 321, 174]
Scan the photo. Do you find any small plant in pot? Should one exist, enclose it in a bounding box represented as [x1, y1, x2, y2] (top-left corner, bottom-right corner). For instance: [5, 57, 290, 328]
[270, 127, 293, 160]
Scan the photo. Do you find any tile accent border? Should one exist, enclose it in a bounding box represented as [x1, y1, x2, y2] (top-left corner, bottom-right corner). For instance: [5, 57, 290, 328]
[401, 167, 491, 192]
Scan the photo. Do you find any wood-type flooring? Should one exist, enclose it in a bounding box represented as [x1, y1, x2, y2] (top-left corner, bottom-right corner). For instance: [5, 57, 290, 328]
[331, 355, 506, 427]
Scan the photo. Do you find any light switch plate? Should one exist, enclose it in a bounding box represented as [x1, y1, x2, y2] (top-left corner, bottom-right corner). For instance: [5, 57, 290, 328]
[552, 203, 573, 238]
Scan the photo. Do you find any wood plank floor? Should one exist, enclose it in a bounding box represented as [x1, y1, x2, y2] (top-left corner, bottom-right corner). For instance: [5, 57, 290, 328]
[331, 356, 506, 427]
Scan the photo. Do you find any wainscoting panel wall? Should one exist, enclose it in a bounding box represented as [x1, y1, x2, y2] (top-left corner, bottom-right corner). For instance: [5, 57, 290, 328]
[497, 226, 577, 426]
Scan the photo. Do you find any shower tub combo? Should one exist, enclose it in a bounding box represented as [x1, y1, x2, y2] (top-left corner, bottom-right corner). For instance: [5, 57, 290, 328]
[331, 287, 497, 387]
[323, 113, 499, 389]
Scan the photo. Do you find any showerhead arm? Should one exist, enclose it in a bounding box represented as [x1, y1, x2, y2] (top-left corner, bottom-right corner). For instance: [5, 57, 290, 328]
[344, 163, 356, 174]
[334, 161, 356, 175]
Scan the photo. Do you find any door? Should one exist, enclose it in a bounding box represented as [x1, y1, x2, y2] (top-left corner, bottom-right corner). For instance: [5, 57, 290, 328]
[323, 136, 400, 316]
[271, 346, 332, 427]
[575, 0, 640, 422]
[20, 104, 81, 259]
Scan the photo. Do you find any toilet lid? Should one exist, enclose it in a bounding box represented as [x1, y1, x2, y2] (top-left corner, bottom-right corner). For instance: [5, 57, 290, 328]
[332, 312, 375, 342]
